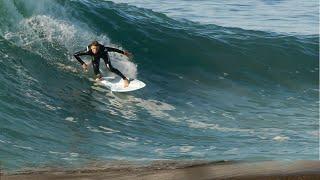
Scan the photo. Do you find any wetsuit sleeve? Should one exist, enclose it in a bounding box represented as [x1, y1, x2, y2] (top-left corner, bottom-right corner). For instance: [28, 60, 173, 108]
[73, 49, 90, 65]
[105, 47, 125, 54]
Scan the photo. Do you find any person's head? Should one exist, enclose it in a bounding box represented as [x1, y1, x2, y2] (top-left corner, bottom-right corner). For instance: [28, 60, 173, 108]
[90, 41, 100, 54]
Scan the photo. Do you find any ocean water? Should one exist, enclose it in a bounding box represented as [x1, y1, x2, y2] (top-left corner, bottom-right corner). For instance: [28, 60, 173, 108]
[0, 0, 319, 172]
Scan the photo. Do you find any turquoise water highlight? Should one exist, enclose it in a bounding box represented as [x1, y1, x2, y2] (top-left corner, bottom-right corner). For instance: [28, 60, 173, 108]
[0, 0, 318, 172]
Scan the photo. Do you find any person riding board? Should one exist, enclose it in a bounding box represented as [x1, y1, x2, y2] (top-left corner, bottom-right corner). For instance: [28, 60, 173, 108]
[74, 41, 131, 87]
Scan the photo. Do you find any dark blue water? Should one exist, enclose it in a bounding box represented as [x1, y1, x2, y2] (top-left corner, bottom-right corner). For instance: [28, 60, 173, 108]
[0, 0, 318, 172]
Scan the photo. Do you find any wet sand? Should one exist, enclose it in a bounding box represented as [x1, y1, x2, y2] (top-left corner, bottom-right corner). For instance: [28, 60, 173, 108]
[2, 160, 320, 180]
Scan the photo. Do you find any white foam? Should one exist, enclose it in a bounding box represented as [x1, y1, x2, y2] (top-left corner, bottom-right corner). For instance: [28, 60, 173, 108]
[70, 152, 79, 157]
[96, 93, 177, 122]
[273, 136, 290, 141]
[205, 146, 217, 151]
[210, 110, 217, 114]
[87, 126, 121, 135]
[65, 117, 77, 123]
[221, 112, 235, 120]
[49, 151, 79, 157]
[49, 151, 66, 155]
[13, 145, 34, 150]
[187, 119, 253, 133]
[126, 136, 138, 141]
[49, 151, 79, 161]
[109, 141, 138, 149]
[154, 148, 164, 154]
[98, 126, 120, 133]
[134, 98, 177, 121]
[179, 146, 194, 153]
[87, 126, 103, 133]
[286, 97, 295, 100]
[45, 104, 58, 111]
[61, 157, 77, 161]
[186, 102, 194, 107]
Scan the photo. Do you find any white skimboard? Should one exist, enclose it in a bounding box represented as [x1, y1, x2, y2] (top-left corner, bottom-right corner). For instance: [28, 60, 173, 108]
[98, 77, 145, 92]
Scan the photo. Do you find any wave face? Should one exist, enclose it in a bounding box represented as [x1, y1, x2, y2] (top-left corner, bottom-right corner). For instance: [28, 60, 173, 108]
[112, 0, 320, 35]
[0, 0, 318, 172]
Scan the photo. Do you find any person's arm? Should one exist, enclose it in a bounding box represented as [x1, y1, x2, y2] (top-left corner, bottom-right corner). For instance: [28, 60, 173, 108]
[106, 47, 124, 54]
[106, 47, 131, 56]
[73, 48, 90, 65]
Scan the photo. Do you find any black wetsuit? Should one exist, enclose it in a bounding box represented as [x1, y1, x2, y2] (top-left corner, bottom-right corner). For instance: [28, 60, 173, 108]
[74, 44, 127, 80]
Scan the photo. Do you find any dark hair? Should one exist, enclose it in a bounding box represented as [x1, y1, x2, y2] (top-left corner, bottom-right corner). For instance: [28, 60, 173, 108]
[90, 41, 100, 47]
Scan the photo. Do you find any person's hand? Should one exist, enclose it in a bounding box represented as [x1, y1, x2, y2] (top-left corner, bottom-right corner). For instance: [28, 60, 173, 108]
[82, 63, 88, 72]
[123, 51, 132, 58]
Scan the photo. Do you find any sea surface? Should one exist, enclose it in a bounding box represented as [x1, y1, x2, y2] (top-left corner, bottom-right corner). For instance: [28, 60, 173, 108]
[0, 0, 319, 172]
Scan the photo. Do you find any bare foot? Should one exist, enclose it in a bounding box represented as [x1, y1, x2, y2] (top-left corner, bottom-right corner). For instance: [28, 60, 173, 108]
[123, 79, 129, 88]
[95, 74, 102, 81]
[95, 76, 103, 81]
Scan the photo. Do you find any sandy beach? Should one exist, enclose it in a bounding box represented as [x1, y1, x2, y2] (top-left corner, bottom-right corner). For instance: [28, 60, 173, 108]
[2, 160, 320, 180]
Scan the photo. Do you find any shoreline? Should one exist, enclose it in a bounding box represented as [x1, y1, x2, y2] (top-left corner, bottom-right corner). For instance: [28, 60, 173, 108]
[2, 160, 320, 180]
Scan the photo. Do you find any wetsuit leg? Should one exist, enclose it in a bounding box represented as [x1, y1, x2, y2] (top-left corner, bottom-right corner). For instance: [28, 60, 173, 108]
[102, 53, 127, 80]
[92, 60, 101, 78]
[106, 62, 127, 80]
